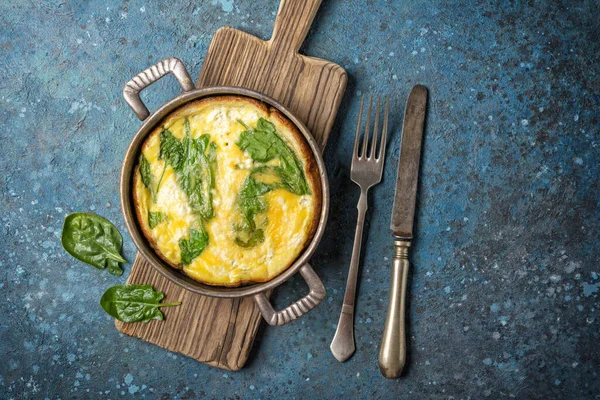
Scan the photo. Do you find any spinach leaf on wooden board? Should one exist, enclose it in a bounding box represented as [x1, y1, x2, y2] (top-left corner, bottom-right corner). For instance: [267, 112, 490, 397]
[148, 211, 167, 229]
[61, 213, 126, 276]
[100, 284, 181, 323]
[179, 227, 209, 265]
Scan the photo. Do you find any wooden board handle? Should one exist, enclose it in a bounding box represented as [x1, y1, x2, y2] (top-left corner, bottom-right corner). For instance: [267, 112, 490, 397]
[269, 0, 322, 54]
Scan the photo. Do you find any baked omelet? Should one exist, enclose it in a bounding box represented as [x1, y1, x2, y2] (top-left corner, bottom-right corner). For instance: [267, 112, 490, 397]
[133, 96, 321, 286]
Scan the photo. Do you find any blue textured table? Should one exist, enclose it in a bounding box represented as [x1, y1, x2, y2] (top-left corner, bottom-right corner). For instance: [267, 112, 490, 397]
[2, 0, 599, 398]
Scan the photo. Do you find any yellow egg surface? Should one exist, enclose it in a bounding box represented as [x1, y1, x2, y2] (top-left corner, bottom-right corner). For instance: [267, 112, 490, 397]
[133, 96, 321, 286]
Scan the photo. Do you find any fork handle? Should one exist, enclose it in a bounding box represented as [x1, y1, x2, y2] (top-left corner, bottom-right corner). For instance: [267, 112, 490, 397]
[379, 240, 411, 378]
[330, 189, 368, 362]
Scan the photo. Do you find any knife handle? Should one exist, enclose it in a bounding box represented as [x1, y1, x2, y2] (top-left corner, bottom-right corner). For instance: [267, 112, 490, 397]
[378, 239, 410, 378]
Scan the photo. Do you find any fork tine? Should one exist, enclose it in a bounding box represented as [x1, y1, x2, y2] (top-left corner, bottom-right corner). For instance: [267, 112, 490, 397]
[370, 97, 381, 159]
[353, 95, 365, 158]
[378, 97, 389, 160]
[361, 95, 373, 158]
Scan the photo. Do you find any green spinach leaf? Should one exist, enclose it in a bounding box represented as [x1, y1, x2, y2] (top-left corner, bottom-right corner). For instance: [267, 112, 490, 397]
[100, 284, 181, 323]
[239, 176, 271, 221]
[160, 128, 184, 170]
[179, 132, 214, 219]
[160, 123, 216, 220]
[154, 164, 167, 198]
[148, 211, 168, 229]
[232, 118, 311, 247]
[236, 118, 310, 196]
[139, 153, 155, 200]
[159, 121, 217, 263]
[234, 227, 265, 247]
[207, 141, 217, 189]
[61, 213, 126, 276]
[237, 119, 280, 162]
[233, 175, 273, 247]
[179, 226, 209, 265]
[139, 153, 168, 202]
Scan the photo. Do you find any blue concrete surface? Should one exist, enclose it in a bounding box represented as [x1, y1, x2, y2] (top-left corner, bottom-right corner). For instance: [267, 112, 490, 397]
[1, 0, 599, 398]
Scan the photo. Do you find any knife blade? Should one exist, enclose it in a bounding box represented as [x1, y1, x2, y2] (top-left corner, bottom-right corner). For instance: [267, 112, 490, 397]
[390, 85, 427, 239]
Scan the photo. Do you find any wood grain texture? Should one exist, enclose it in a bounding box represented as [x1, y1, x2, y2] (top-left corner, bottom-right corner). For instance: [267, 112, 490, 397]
[116, 255, 263, 370]
[198, 5, 347, 148]
[116, 0, 346, 371]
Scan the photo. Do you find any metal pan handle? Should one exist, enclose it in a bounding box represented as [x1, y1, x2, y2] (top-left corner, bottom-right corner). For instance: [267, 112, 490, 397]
[123, 57, 195, 120]
[253, 264, 326, 326]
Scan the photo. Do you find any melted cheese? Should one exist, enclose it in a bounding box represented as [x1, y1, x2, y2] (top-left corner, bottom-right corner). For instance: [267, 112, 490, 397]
[134, 99, 317, 285]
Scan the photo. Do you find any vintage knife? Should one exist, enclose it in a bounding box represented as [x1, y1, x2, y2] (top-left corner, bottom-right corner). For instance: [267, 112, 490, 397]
[378, 85, 427, 378]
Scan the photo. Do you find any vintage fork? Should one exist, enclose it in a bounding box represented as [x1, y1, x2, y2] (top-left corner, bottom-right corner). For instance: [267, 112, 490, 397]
[330, 95, 389, 362]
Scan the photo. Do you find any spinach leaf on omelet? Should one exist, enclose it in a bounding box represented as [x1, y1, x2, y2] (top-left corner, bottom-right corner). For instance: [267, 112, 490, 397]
[157, 119, 217, 265]
[234, 175, 271, 247]
[160, 121, 216, 221]
[233, 118, 311, 247]
[237, 118, 310, 196]
[179, 226, 209, 265]
[148, 211, 168, 229]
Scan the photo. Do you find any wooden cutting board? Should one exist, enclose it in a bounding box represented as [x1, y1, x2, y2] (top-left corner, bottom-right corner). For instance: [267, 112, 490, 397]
[116, 0, 347, 371]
